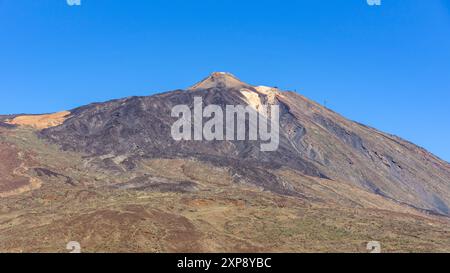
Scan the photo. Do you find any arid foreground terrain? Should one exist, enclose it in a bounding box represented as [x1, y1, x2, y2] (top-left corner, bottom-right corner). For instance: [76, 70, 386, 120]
[1, 73, 449, 253]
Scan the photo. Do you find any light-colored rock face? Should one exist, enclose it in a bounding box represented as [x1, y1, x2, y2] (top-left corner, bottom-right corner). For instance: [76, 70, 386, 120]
[239, 87, 278, 114]
[254, 85, 277, 94]
[239, 86, 280, 112]
[5, 111, 71, 129]
[240, 89, 263, 111]
[254, 86, 279, 104]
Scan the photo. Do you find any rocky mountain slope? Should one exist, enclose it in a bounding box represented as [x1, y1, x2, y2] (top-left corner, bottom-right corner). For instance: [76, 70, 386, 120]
[40, 72, 450, 216]
[0, 72, 449, 252]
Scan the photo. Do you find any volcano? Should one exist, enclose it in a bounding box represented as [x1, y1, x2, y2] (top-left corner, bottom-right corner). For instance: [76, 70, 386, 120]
[1, 73, 450, 252]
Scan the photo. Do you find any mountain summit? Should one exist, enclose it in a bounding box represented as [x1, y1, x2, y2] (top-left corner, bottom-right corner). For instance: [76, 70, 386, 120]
[189, 72, 252, 90]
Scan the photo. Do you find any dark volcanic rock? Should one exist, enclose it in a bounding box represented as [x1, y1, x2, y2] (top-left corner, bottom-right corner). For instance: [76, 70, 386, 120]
[39, 82, 326, 178]
[112, 175, 197, 193]
[33, 167, 77, 186]
[0, 122, 16, 129]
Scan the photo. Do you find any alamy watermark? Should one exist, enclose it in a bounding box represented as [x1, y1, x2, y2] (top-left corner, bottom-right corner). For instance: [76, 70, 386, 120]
[367, 0, 381, 6]
[171, 97, 280, 152]
[66, 1, 379, 7]
[66, 0, 81, 6]
[66, 241, 81, 253]
[367, 241, 382, 253]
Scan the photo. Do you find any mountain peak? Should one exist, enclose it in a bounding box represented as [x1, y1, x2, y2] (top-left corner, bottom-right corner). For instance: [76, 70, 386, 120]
[189, 72, 252, 90]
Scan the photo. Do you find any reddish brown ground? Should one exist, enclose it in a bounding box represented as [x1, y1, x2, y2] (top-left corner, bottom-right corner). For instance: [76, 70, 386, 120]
[0, 141, 39, 197]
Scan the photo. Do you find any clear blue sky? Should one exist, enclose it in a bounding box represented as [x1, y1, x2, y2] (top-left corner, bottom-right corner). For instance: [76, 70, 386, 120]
[0, 0, 449, 162]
